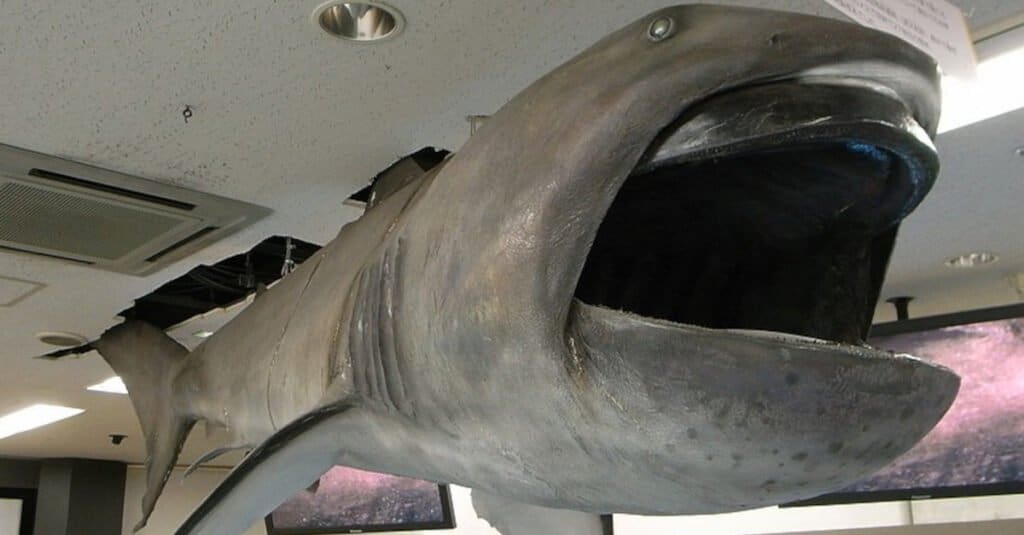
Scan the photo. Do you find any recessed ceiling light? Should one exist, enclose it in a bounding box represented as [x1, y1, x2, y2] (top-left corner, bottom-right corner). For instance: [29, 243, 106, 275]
[313, 1, 405, 42]
[945, 252, 999, 268]
[86, 376, 128, 395]
[35, 331, 89, 347]
[0, 404, 84, 440]
[193, 330, 215, 339]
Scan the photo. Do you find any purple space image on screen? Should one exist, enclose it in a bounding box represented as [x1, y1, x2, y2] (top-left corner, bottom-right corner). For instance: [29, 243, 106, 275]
[844, 318, 1024, 491]
[269, 466, 445, 529]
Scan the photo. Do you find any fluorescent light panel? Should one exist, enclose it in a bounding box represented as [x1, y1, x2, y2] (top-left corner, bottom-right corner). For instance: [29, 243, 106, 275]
[0, 403, 84, 440]
[86, 376, 128, 395]
[939, 29, 1024, 133]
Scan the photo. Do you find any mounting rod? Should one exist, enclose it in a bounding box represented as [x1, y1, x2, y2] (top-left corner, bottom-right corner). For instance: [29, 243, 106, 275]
[887, 296, 914, 321]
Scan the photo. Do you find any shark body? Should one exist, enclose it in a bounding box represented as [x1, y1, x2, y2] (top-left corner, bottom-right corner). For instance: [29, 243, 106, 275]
[93, 5, 958, 534]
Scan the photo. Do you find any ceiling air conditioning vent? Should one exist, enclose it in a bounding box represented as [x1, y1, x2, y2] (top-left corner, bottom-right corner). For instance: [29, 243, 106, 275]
[0, 143, 271, 275]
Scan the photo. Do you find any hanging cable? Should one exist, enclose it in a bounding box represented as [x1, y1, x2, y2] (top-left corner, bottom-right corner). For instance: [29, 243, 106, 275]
[281, 237, 296, 277]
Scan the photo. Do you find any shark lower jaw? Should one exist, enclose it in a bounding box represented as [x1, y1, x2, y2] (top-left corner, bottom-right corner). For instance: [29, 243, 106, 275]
[567, 299, 959, 512]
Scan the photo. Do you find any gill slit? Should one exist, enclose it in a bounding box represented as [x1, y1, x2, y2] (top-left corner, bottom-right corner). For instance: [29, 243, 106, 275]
[350, 240, 412, 416]
[265, 253, 326, 430]
[346, 168, 436, 416]
[380, 239, 412, 415]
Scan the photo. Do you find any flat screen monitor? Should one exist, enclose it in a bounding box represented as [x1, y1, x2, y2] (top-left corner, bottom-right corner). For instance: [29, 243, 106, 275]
[787, 303, 1024, 506]
[265, 465, 455, 534]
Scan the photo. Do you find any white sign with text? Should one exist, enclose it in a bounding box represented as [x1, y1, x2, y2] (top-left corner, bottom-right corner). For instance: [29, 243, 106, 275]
[825, 0, 977, 79]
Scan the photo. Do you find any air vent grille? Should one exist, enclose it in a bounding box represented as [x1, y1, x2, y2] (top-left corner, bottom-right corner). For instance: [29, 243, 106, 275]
[28, 168, 196, 210]
[0, 182, 188, 260]
[0, 144, 271, 275]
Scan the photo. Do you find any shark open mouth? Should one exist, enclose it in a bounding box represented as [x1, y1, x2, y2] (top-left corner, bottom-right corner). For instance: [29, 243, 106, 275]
[566, 81, 957, 511]
[574, 82, 938, 348]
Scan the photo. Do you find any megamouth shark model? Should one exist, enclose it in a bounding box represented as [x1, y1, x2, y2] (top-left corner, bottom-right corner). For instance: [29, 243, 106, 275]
[92, 5, 959, 534]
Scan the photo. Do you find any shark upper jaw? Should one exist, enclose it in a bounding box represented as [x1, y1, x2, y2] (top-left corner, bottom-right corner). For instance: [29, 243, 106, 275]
[573, 77, 939, 347]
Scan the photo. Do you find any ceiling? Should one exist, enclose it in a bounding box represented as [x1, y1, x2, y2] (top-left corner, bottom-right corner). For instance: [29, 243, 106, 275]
[0, 0, 1022, 467]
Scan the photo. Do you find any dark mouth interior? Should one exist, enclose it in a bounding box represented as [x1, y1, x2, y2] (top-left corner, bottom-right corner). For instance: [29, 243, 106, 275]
[573, 141, 911, 345]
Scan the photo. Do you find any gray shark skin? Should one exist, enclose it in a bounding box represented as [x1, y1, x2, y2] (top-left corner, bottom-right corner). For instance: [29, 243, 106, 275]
[91, 5, 959, 534]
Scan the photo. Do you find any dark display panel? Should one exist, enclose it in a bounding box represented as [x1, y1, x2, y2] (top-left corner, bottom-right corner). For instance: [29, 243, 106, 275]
[790, 304, 1024, 505]
[265, 465, 454, 534]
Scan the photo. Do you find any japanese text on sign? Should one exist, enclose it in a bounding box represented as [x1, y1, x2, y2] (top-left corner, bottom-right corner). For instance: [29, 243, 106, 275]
[826, 0, 976, 79]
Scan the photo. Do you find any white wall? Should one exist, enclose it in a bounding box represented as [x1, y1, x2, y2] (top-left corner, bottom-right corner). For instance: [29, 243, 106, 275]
[470, 491, 603, 535]
[615, 494, 1024, 534]
[123, 466, 265, 535]
[124, 466, 1024, 535]
[617, 502, 911, 534]
[0, 498, 22, 535]
[122, 466, 501, 535]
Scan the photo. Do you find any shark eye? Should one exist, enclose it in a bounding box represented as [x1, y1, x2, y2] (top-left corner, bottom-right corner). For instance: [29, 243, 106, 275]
[647, 16, 676, 42]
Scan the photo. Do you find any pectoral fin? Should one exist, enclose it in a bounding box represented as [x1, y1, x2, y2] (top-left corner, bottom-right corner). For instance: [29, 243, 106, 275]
[175, 401, 360, 535]
[183, 446, 246, 478]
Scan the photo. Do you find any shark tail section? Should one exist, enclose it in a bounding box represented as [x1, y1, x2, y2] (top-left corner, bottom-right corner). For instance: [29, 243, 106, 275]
[93, 321, 196, 532]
